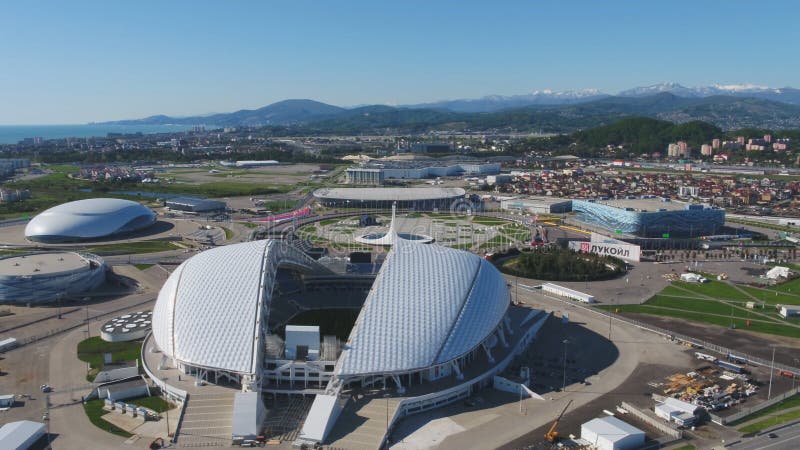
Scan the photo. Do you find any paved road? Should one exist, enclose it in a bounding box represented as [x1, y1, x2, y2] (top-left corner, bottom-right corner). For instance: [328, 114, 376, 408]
[731, 421, 800, 450]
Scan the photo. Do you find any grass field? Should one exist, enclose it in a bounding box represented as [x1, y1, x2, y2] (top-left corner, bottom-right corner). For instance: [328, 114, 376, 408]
[739, 285, 800, 305]
[77, 337, 142, 381]
[126, 395, 173, 413]
[733, 394, 800, 428]
[83, 399, 133, 437]
[602, 304, 800, 338]
[672, 280, 751, 301]
[471, 216, 512, 226]
[221, 227, 233, 240]
[738, 407, 800, 434]
[86, 241, 179, 255]
[134, 263, 154, 270]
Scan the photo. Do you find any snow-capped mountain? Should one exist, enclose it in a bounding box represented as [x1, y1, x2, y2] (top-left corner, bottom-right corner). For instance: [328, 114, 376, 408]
[404, 89, 610, 112]
[618, 83, 800, 104]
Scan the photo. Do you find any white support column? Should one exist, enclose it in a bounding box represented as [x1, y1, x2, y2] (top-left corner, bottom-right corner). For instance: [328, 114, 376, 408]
[451, 361, 464, 381]
[392, 375, 406, 394]
[481, 342, 495, 364]
[497, 326, 509, 348]
[504, 315, 513, 335]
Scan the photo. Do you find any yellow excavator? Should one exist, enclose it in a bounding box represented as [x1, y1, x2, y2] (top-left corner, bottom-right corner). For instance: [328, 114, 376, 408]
[545, 399, 573, 443]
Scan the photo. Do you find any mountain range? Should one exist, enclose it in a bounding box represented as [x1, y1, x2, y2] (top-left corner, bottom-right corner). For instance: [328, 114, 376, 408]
[100, 83, 800, 132]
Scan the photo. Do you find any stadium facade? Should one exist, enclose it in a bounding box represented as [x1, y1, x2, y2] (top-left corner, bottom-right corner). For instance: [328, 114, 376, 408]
[572, 199, 725, 237]
[0, 252, 107, 303]
[345, 161, 500, 185]
[147, 236, 548, 447]
[25, 198, 157, 242]
[313, 187, 473, 211]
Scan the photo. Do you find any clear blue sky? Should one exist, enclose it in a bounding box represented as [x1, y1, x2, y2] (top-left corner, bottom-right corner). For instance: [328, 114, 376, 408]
[2, 0, 798, 124]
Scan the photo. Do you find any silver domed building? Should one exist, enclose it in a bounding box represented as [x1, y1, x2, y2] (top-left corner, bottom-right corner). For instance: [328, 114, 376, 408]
[25, 198, 157, 243]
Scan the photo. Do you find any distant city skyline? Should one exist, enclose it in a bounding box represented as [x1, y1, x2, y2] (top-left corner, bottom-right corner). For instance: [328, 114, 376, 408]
[2, 0, 799, 124]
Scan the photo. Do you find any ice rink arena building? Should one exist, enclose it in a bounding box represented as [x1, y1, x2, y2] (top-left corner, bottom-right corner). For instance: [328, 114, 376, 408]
[24, 198, 157, 243]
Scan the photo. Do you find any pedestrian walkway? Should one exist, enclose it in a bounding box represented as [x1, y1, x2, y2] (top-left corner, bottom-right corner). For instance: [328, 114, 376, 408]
[325, 393, 401, 450]
[176, 392, 236, 447]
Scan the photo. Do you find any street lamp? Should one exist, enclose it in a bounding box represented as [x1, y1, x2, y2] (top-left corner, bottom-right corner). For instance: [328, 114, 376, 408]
[562, 339, 570, 391]
[768, 345, 778, 400]
[383, 392, 391, 449]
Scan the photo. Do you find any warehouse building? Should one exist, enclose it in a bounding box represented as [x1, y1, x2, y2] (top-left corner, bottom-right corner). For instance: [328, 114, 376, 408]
[580, 416, 645, 450]
[165, 196, 227, 213]
[500, 197, 572, 214]
[0, 420, 46, 450]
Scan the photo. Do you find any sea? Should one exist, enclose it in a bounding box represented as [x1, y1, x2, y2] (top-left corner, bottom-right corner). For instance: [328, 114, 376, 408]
[0, 124, 199, 145]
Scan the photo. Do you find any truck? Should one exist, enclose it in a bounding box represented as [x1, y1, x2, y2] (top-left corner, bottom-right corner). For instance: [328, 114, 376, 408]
[695, 352, 717, 362]
[717, 360, 745, 374]
[727, 354, 747, 365]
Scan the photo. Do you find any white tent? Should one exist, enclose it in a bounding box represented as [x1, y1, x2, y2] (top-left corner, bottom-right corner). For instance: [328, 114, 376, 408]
[766, 266, 792, 280]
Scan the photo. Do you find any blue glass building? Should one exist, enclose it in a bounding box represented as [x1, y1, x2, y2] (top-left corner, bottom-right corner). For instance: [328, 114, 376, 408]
[572, 199, 725, 237]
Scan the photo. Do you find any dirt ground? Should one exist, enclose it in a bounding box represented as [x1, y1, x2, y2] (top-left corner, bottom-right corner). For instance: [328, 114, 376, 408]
[166, 163, 332, 186]
[622, 312, 800, 369]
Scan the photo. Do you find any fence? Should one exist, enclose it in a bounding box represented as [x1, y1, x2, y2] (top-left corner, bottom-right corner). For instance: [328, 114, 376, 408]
[620, 401, 682, 439]
[531, 287, 800, 376]
[710, 387, 800, 425]
[4, 296, 156, 351]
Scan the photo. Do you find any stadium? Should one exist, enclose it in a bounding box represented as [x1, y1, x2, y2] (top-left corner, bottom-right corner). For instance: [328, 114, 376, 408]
[572, 198, 725, 238]
[146, 236, 548, 447]
[24, 198, 157, 243]
[312, 187, 474, 211]
[0, 252, 107, 303]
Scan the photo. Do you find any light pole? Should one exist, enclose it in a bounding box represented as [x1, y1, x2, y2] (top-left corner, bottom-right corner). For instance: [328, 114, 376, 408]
[562, 339, 569, 391]
[383, 392, 391, 449]
[768, 345, 777, 400]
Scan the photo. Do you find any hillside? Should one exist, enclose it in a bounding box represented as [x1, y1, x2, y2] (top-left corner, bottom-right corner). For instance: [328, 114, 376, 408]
[99, 93, 800, 132]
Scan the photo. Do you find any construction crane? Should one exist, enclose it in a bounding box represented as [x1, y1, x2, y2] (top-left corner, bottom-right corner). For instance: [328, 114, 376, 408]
[544, 399, 573, 443]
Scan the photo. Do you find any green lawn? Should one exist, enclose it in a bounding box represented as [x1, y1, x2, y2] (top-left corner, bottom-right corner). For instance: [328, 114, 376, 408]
[767, 277, 800, 294]
[77, 337, 142, 381]
[602, 304, 800, 338]
[83, 399, 133, 437]
[738, 409, 800, 434]
[221, 227, 233, 240]
[471, 216, 511, 226]
[673, 280, 750, 301]
[134, 263, 154, 270]
[645, 295, 736, 316]
[87, 241, 179, 255]
[732, 394, 800, 427]
[739, 286, 800, 306]
[239, 221, 260, 229]
[126, 395, 173, 413]
[659, 285, 703, 297]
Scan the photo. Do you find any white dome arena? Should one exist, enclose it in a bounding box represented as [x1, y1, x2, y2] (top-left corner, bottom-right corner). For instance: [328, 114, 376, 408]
[25, 198, 157, 243]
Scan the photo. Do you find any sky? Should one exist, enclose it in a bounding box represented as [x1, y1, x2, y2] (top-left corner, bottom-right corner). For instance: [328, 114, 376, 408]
[1, 0, 799, 124]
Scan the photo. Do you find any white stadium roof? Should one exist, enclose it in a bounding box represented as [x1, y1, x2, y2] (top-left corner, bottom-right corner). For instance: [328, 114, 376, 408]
[152, 240, 329, 374]
[152, 236, 509, 379]
[313, 187, 466, 202]
[336, 237, 509, 376]
[25, 198, 156, 242]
